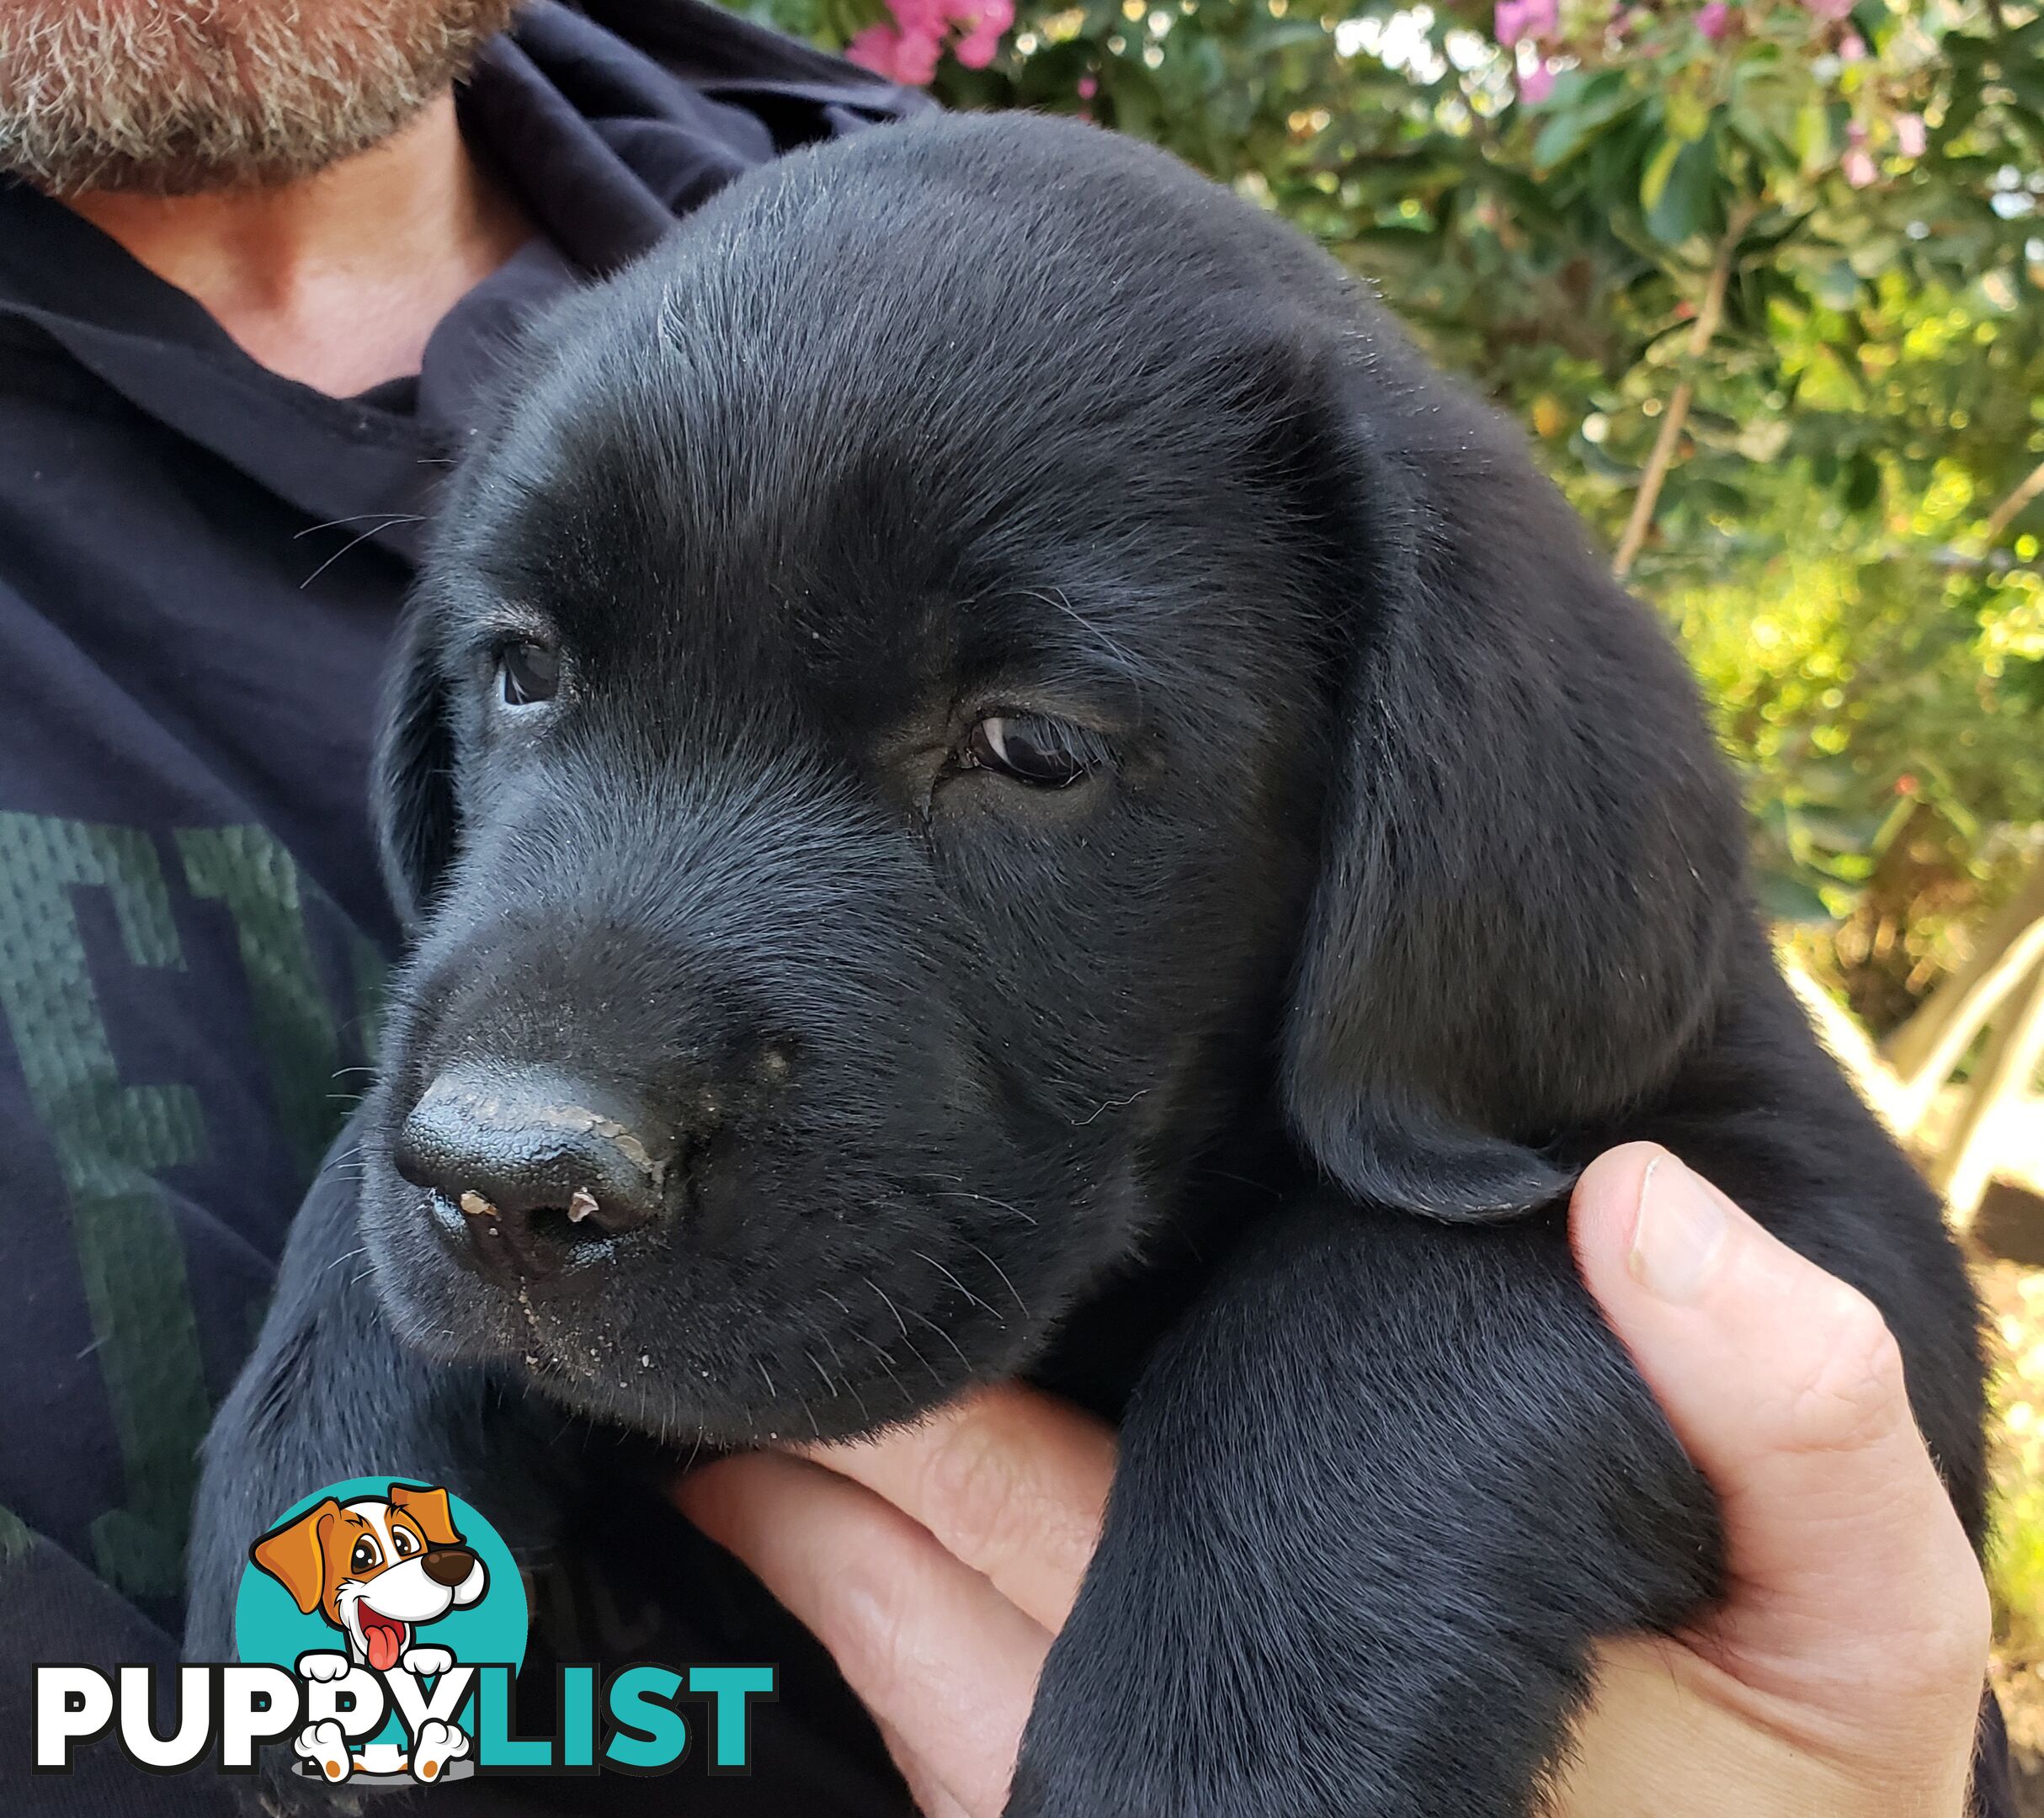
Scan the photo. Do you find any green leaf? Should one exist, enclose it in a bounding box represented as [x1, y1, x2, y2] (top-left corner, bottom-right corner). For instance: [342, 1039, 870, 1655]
[1793, 101, 1835, 174]
[1646, 126, 1718, 246]
[1099, 56, 1160, 141]
[1808, 258, 1862, 311]
[1847, 235, 1903, 279]
[1754, 869, 1834, 924]
[2003, 66, 2044, 114]
[1640, 135, 1683, 216]
[1666, 88, 1711, 146]
[1574, 437, 1642, 484]
[1532, 73, 1639, 172]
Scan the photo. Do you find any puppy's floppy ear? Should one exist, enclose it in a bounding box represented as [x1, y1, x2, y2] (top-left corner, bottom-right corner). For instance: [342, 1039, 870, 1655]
[250, 1497, 342, 1615]
[386, 1482, 463, 1549]
[1280, 347, 1745, 1221]
[372, 598, 458, 930]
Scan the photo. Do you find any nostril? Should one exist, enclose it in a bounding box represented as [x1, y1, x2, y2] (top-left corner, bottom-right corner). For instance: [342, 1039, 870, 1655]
[454, 1184, 653, 1241]
[563, 1184, 652, 1236]
[442, 1188, 566, 1281]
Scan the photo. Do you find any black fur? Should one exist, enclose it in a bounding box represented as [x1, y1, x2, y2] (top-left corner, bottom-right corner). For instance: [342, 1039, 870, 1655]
[190, 112, 1987, 1816]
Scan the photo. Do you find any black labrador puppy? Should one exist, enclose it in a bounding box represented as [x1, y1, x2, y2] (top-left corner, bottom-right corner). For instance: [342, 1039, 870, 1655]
[189, 110, 1988, 1815]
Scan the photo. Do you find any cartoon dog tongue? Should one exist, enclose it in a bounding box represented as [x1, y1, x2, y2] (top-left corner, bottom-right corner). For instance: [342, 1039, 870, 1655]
[359, 1609, 406, 1672]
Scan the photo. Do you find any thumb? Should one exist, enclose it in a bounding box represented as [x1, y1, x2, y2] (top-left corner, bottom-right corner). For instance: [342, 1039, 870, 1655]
[1569, 1144, 1988, 1710]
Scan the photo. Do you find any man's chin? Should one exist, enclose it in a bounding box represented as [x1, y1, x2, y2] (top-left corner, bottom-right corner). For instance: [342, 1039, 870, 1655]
[0, 0, 519, 197]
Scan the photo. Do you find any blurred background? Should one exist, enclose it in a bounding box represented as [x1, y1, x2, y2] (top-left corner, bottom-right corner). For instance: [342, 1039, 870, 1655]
[762, 0, 2044, 1783]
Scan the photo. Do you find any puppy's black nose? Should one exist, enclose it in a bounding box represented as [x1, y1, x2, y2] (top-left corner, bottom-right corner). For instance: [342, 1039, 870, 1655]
[395, 1068, 678, 1281]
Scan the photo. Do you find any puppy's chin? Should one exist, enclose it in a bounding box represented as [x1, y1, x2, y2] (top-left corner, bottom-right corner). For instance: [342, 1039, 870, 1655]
[354, 1159, 1098, 1448]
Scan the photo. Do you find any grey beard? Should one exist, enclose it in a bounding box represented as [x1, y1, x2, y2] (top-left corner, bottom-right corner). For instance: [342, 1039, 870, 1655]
[0, 0, 523, 196]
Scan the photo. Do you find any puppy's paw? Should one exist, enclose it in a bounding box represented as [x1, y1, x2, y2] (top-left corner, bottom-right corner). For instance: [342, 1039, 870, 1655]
[409, 1719, 469, 1783]
[293, 1720, 353, 1783]
[400, 1645, 455, 1677]
[293, 1650, 353, 1683]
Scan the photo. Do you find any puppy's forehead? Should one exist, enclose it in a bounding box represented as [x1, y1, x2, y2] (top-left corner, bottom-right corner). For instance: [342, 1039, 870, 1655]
[459, 287, 1300, 727]
[435, 116, 1364, 747]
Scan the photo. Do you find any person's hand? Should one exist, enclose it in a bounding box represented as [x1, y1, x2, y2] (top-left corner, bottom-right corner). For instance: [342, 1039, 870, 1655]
[1550, 1142, 1990, 1818]
[674, 1143, 1991, 1818]
[677, 1384, 1112, 1815]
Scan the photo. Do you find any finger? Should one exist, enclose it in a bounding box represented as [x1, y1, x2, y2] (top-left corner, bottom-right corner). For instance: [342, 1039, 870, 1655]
[1569, 1145, 1988, 1698]
[874, 1717, 974, 1818]
[676, 1450, 1046, 1816]
[791, 1383, 1114, 1631]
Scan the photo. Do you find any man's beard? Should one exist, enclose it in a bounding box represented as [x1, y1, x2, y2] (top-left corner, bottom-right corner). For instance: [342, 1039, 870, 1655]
[0, 0, 524, 195]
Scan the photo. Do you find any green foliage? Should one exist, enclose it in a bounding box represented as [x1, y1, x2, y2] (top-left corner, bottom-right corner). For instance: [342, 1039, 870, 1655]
[755, 0, 2044, 1018]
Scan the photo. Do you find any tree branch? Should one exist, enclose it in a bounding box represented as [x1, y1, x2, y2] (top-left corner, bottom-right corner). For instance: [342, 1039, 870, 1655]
[1981, 454, 2044, 548]
[1611, 202, 1756, 582]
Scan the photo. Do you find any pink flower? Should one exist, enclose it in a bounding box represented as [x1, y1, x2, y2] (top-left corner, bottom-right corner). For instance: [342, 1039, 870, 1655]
[952, 23, 999, 66]
[950, 0, 1014, 66]
[847, 0, 1012, 84]
[1519, 58, 1557, 103]
[1842, 147, 1876, 187]
[1895, 111, 1926, 156]
[846, 22, 902, 77]
[846, 19, 944, 82]
[897, 29, 944, 81]
[1078, 72, 1099, 98]
[1839, 29, 1866, 60]
[1495, 0, 1558, 45]
[1697, 1, 1732, 37]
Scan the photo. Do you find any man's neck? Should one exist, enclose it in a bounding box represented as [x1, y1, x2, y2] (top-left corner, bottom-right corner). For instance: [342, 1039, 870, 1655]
[66, 93, 532, 397]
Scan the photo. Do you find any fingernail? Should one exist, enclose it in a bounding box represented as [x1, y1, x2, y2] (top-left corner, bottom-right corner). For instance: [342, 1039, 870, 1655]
[1628, 1153, 1727, 1304]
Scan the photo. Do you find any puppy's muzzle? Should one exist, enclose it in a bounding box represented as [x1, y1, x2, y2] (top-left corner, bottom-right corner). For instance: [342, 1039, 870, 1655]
[395, 1067, 683, 1281]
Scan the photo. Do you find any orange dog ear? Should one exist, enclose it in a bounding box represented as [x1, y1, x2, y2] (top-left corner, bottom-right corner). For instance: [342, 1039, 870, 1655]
[387, 1483, 463, 1549]
[250, 1498, 341, 1614]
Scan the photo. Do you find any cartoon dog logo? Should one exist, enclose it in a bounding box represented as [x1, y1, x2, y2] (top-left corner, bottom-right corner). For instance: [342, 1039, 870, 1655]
[249, 1481, 488, 1784]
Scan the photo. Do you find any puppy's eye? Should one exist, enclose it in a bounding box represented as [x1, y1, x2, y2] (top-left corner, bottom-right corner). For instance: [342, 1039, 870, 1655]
[962, 713, 1105, 787]
[498, 640, 560, 707]
[349, 1537, 382, 1573]
[391, 1528, 417, 1557]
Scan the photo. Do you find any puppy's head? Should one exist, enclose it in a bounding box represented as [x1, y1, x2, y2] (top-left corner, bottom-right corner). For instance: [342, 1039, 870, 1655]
[359, 114, 1742, 1442]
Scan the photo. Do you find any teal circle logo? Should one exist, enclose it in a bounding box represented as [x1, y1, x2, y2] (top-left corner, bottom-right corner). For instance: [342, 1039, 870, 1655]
[234, 1477, 525, 1786]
